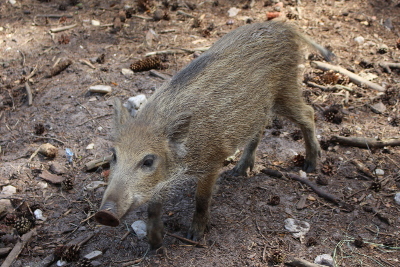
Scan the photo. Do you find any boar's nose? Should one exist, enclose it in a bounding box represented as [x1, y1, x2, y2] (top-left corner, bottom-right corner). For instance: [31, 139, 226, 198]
[95, 202, 120, 227]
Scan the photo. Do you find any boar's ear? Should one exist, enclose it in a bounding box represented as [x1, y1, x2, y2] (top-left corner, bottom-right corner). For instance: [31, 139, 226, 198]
[166, 112, 192, 156]
[113, 98, 132, 128]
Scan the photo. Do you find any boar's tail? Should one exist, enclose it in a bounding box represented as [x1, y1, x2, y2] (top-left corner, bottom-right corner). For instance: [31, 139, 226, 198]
[297, 32, 335, 62]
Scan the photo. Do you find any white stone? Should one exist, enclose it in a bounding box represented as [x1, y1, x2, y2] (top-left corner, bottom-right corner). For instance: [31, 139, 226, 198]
[124, 95, 147, 116]
[34, 209, 46, 221]
[374, 169, 384, 176]
[37, 181, 48, 189]
[57, 260, 67, 266]
[84, 250, 103, 260]
[91, 20, 101, 26]
[394, 192, 400, 205]
[314, 254, 334, 266]
[228, 7, 241, 17]
[8, 0, 16, 5]
[299, 170, 307, 179]
[121, 68, 134, 79]
[284, 218, 310, 238]
[1, 185, 17, 196]
[85, 181, 107, 191]
[89, 85, 112, 94]
[354, 36, 365, 44]
[86, 143, 95, 150]
[131, 220, 147, 240]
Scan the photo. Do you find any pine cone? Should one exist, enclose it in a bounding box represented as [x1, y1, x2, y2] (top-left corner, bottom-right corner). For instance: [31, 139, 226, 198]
[54, 244, 80, 262]
[292, 154, 305, 167]
[323, 104, 343, 124]
[130, 56, 165, 72]
[270, 250, 285, 264]
[14, 217, 32, 235]
[77, 258, 93, 267]
[62, 177, 74, 190]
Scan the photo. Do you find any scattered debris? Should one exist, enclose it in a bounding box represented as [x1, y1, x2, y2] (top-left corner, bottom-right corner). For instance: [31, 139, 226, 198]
[314, 254, 334, 267]
[284, 218, 310, 239]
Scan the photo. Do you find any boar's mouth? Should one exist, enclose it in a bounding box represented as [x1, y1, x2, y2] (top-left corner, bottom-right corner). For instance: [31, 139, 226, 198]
[95, 202, 120, 227]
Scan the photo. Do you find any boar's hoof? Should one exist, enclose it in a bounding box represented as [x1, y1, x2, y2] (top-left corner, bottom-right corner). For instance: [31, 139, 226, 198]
[95, 210, 120, 227]
[303, 160, 316, 173]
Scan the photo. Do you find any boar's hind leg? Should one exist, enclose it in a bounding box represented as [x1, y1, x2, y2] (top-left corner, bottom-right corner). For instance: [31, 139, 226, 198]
[147, 201, 164, 250]
[188, 171, 219, 241]
[231, 130, 263, 176]
[276, 97, 321, 172]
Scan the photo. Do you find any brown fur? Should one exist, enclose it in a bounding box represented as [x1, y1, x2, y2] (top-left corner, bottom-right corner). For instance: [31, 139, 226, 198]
[95, 21, 326, 249]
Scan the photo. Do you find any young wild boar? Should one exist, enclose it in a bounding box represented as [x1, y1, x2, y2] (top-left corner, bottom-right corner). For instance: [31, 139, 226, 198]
[95, 21, 332, 249]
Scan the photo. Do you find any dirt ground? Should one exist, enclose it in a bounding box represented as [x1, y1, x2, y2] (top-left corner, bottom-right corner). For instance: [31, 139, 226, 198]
[1, 0, 400, 266]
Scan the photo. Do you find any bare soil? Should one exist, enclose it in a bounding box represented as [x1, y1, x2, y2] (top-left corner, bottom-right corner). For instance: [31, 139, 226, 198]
[1, 0, 400, 266]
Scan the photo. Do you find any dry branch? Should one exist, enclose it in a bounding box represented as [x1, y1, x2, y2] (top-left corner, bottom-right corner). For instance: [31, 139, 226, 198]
[50, 24, 77, 33]
[85, 155, 113, 171]
[24, 82, 32, 106]
[379, 62, 400, 74]
[306, 81, 353, 92]
[331, 135, 400, 149]
[1, 229, 36, 267]
[261, 169, 353, 211]
[165, 232, 207, 248]
[311, 61, 385, 92]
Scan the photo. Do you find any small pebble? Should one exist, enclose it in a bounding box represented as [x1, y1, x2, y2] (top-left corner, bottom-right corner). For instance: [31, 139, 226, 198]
[86, 143, 95, 150]
[394, 192, 400, 205]
[228, 7, 241, 17]
[85, 181, 107, 191]
[34, 209, 45, 220]
[91, 20, 100, 26]
[374, 169, 384, 176]
[314, 254, 334, 267]
[354, 36, 365, 44]
[121, 68, 134, 79]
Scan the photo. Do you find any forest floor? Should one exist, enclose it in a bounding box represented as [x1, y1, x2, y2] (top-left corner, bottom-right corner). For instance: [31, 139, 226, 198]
[1, 0, 400, 266]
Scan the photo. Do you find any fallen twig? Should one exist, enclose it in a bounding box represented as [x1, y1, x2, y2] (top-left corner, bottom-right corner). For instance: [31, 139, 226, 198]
[24, 82, 33, 106]
[177, 10, 196, 18]
[379, 62, 400, 74]
[36, 14, 73, 18]
[350, 159, 375, 179]
[331, 135, 400, 149]
[79, 59, 96, 69]
[50, 24, 77, 33]
[306, 81, 353, 92]
[311, 61, 385, 92]
[261, 169, 353, 211]
[1, 229, 36, 267]
[145, 49, 187, 57]
[285, 257, 326, 267]
[85, 155, 113, 171]
[131, 14, 152, 20]
[165, 232, 207, 248]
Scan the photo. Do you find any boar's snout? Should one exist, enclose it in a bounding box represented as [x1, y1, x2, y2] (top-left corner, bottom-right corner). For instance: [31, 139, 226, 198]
[95, 202, 120, 227]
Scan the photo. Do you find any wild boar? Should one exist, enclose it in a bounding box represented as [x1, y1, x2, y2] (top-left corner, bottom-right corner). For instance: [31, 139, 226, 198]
[95, 21, 332, 249]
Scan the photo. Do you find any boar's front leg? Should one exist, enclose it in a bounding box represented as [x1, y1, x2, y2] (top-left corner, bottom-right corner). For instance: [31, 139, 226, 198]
[187, 171, 219, 241]
[147, 201, 164, 250]
[231, 130, 263, 177]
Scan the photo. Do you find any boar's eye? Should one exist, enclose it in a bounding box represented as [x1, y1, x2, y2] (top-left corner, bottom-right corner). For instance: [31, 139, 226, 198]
[142, 155, 155, 169]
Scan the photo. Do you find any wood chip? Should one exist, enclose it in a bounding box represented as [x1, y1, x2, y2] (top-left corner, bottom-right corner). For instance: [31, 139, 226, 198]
[39, 170, 65, 184]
